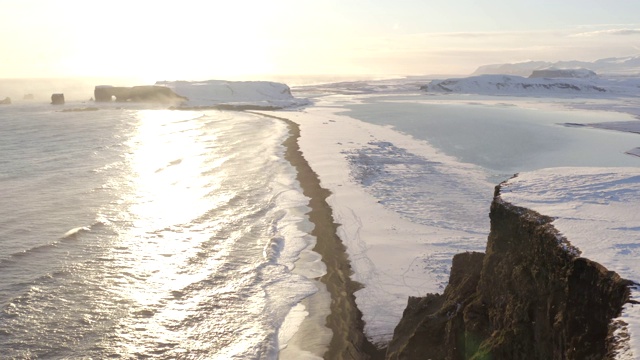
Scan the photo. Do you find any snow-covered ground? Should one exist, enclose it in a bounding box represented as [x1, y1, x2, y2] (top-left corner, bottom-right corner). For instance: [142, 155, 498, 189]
[276, 103, 494, 345]
[284, 75, 640, 355]
[500, 168, 640, 360]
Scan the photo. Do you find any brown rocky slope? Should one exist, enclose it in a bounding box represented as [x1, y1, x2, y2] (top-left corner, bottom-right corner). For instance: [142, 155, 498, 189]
[386, 183, 634, 360]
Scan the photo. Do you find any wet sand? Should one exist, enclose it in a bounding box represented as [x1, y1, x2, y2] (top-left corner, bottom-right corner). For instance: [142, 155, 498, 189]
[255, 112, 385, 359]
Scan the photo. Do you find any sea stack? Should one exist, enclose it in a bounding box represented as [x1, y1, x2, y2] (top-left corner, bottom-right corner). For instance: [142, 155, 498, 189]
[51, 93, 65, 105]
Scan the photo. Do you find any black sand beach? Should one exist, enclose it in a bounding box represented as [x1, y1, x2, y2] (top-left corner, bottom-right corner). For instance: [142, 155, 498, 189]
[256, 112, 385, 359]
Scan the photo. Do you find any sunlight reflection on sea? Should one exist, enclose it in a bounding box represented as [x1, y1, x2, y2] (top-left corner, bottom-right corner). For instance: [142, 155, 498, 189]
[0, 105, 323, 359]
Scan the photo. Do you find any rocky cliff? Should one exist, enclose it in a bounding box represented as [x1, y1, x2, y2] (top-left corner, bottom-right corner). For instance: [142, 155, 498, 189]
[386, 184, 632, 360]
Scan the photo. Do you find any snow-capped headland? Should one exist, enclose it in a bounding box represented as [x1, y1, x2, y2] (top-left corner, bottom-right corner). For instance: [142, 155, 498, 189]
[387, 169, 639, 359]
[500, 168, 640, 360]
[156, 80, 310, 109]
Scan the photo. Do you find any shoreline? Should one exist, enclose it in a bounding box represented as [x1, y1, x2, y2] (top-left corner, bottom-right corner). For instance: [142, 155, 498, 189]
[256, 111, 385, 359]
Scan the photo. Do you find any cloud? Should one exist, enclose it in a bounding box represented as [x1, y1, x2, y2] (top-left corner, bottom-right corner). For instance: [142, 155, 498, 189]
[432, 31, 538, 38]
[572, 28, 640, 37]
[438, 32, 505, 38]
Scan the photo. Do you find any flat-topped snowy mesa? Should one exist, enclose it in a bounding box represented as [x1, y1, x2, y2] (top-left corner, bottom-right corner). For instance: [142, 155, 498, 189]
[421, 56, 640, 97]
[287, 56, 640, 97]
[156, 80, 310, 110]
[500, 167, 640, 360]
[421, 74, 640, 96]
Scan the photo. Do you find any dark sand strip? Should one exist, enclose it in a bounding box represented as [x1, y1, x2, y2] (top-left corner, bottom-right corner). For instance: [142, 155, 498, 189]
[252, 112, 385, 359]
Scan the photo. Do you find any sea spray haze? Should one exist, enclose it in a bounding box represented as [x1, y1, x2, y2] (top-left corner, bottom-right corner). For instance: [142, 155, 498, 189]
[0, 103, 322, 358]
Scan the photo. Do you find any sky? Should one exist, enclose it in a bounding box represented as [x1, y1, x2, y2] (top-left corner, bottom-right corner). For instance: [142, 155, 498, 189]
[1, 0, 640, 81]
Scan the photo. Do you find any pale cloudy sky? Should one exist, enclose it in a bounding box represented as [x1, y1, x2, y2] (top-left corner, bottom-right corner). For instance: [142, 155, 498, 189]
[1, 0, 639, 80]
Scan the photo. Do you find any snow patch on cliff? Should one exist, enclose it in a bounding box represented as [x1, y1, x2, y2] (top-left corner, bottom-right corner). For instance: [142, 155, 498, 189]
[500, 167, 640, 360]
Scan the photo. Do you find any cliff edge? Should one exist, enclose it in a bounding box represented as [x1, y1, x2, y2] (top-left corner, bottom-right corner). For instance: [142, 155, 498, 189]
[387, 183, 632, 360]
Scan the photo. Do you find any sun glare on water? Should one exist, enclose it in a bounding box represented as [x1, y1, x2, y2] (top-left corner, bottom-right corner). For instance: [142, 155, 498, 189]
[100, 109, 240, 355]
[125, 110, 217, 227]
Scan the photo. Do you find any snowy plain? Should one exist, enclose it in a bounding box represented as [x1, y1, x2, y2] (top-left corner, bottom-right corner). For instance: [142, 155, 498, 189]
[282, 73, 640, 355]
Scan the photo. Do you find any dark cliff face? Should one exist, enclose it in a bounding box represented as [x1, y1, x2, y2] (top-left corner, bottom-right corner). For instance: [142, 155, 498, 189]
[387, 186, 632, 360]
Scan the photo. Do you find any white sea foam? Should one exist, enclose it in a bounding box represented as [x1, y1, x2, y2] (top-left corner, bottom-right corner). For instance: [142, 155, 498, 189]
[61, 226, 90, 239]
[278, 303, 309, 350]
[266, 139, 329, 356]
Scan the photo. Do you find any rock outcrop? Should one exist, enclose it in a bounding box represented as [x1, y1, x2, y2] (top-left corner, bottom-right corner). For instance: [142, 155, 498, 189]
[51, 93, 65, 105]
[0, 97, 11, 105]
[94, 85, 187, 104]
[387, 184, 632, 360]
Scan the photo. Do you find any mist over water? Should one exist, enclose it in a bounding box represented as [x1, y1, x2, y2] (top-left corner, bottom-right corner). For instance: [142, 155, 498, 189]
[0, 77, 149, 103]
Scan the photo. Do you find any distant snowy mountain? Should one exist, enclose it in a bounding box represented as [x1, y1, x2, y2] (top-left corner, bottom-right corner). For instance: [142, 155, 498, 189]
[472, 55, 640, 76]
[421, 74, 640, 96]
[528, 68, 597, 79]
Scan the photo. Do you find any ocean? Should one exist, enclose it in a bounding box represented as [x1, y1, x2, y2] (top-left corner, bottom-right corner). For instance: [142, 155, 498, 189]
[0, 103, 322, 359]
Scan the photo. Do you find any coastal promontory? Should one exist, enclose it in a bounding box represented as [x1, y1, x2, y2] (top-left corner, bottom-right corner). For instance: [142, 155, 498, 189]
[386, 181, 633, 359]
